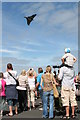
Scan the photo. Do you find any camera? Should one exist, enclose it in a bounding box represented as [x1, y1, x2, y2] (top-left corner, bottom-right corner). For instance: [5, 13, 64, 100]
[30, 68, 32, 70]
[53, 65, 60, 68]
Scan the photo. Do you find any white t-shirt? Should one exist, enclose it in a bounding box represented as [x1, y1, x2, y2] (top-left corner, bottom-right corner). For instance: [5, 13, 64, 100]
[28, 77, 35, 90]
[62, 53, 76, 66]
[4, 70, 17, 85]
[58, 66, 75, 89]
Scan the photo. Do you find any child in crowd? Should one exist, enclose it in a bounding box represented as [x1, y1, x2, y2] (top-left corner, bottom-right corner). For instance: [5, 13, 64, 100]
[60, 48, 77, 68]
[0, 72, 6, 117]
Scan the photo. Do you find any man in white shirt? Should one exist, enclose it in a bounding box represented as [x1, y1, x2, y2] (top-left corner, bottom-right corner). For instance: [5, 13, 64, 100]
[58, 66, 77, 119]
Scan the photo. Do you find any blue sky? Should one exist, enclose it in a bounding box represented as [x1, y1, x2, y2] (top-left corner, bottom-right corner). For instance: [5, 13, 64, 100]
[0, 2, 78, 74]
[1, 0, 80, 2]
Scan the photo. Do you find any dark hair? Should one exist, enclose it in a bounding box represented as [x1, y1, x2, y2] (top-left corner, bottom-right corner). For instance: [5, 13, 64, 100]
[0, 72, 4, 78]
[38, 67, 43, 73]
[78, 72, 80, 75]
[7, 63, 13, 70]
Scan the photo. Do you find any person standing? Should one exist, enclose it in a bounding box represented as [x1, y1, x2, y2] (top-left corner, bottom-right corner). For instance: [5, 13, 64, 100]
[0, 72, 6, 117]
[17, 70, 28, 112]
[36, 67, 43, 110]
[41, 65, 58, 118]
[27, 68, 37, 110]
[4, 63, 18, 116]
[58, 66, 77, 119]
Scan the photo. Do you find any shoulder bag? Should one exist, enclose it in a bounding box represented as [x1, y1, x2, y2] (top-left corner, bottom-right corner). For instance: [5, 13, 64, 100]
[51, 74, 59, 98]
[8, 72, 19, 86]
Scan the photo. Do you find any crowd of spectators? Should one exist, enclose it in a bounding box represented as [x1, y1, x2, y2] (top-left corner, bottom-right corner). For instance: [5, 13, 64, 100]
[0, 48, 80, 119]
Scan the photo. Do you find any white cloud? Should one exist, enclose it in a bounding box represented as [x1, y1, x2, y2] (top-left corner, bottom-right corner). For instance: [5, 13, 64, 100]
[20, 38, 42, 46]
[37, 3, 55, 15]
[14, 46, 38, 52]
[20, 3, 42, 15]
[48, 8, 78, 34]
[12, 45, 51, 53]
[0, 49, 21, 59]
[0, 49, 16, 53]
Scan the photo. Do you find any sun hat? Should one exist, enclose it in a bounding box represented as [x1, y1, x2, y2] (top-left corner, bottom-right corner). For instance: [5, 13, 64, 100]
[65, 48, 70, 53]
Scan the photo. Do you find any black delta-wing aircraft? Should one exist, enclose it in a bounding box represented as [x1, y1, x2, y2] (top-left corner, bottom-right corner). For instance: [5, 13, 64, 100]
[24, 14, 37, 25]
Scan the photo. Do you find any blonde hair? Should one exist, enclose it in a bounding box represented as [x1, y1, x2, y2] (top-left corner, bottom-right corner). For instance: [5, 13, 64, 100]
[46, 65, 52, 73]
[21, 70, 26, 76]
[28, 70, 34, 76]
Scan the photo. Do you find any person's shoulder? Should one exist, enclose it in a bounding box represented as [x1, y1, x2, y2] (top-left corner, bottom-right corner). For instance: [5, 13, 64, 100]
[70, 53, 76, 58]
[2, 79, 6, 84]
[39, 73, 43, 76]
[18, 74, 22, 78]
[4, 71, 8, 74]
[37, 73, 42, 80]
[68, 53, 73, 57]
[37, 74, 40, 78]
[2, 79, 5, 81]
[24, 75, 28, 79]
[11, 70, 17, 75]
[62, 53, 67, 58]
[3, 72, 8, 77]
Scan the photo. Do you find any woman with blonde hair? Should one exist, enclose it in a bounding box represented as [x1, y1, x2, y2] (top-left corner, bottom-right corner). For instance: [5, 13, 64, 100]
[41, 65, 58, 118]
[27, 68, 37, 110]
[17, 70, 28, 112]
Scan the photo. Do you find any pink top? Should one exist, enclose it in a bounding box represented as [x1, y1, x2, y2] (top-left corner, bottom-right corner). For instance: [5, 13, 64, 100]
[0, 79, 6, 96]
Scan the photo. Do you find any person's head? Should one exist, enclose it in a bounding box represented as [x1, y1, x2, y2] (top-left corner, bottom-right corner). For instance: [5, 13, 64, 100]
[28, 68, 34, 76]
[65, 48, 70, 53]
[21, 70, 26, 76]
[38, 67, 43, 73]
[7, 63, 13, 70]
[46, 65, 52, 73]
[0, 72, 4, 79]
